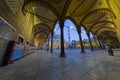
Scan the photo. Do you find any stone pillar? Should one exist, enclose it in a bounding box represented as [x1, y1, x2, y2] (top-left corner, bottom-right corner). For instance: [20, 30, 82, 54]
[78, 29, 85, 53]
[101, 40, 105, 49]
[87, 33, 93, 51]
[59, 21, 66, 57]
[47, 38, 49, 51]
[50, 32, 53, 53]
[93, 35, 98, 50]
[98, 38, 103, 49]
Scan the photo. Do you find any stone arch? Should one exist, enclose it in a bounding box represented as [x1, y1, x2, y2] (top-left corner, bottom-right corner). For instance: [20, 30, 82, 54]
[80, 8, 116, 24]
[35, 31, 48, 38]
[80, 24, 89, 34]
[22, 0, 60, 18]
[94, 27, 116, 35]
[32, 23, 52, 35]
[98, 31, 116, 39]
[101, 34, 119, 46]
[52, 20, 59, 33]
[32, 23, 52, 44]
[65, 17, 79, 30]
[88, 20, 117, 32]
[102, 34, 117, 40]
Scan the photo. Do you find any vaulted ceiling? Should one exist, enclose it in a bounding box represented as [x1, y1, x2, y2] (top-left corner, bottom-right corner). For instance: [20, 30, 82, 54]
[5, 0, 120, 45]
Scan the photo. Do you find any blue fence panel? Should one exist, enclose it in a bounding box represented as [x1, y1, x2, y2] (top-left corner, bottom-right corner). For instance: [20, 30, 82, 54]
[12, 44, 24, 60]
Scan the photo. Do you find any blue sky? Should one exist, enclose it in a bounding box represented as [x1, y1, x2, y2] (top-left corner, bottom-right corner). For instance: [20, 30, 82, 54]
[54, 19, 93, 42]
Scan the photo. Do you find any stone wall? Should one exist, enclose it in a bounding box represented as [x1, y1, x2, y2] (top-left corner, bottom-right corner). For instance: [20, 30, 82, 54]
[0, 0, 34, 44]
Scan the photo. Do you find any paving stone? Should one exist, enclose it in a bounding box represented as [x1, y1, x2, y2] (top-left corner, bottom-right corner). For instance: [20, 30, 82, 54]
[0, 49, 119, 80]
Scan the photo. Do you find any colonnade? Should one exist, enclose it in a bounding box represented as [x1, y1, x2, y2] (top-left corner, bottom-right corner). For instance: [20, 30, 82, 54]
[44, 20, 106, 57]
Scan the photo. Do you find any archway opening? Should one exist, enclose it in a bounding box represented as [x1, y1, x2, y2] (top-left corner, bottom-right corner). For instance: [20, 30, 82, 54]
[53, 21, 61, 50]
[64, 19, 79, 49]
[81, 27, 89, 49]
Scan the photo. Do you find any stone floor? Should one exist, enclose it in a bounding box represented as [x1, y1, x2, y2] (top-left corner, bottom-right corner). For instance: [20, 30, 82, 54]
[0, 49, 120, 80]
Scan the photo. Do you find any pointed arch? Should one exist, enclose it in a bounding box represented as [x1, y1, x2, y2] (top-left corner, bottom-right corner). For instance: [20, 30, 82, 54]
[94, 27, 116, 35]
[35, 31, 48, 37]
[80, 8, 116, 24]
[80, 24, 89, 34]
[65, 17, 79, 29]
[32, 23, 52, 34]
[64, 18, 79, 42]
[52, 20, 59, 33]
[22, 0, 60, 18]
[98, 31, 117, 38]
[102, 34, 117, 40]
[88, 20, 117, 32]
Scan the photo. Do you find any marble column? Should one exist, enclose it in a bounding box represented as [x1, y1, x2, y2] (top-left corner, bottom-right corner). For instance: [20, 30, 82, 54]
[78, 29, 85, 53]
[47, 38, 49, 51]
[50, 32, 53, 53]
[87, 33, 94, 51]
[93, 35, 98, 50]
[59, 21, 66, 57]
[98, 38, 103, 49]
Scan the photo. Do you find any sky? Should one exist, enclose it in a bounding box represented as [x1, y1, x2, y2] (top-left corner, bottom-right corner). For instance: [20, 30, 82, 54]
[54, 19, 93, 42]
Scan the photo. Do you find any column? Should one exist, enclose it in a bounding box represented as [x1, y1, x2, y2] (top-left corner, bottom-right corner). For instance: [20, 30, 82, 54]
[59, 20, 66, 57]
[93, 35, 98, 50]
[98, 38, 103, 49]
[50, 32, 53, 52]
[101, 40, 105, 49]
[68, 27, 70, 47]
[47, 38, 49, 51]
[78, 29, 85, 53]
[87, 33, 94, 51]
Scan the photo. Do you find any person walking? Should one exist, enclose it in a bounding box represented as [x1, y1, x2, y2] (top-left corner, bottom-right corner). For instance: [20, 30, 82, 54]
[107, 45, 114, 56]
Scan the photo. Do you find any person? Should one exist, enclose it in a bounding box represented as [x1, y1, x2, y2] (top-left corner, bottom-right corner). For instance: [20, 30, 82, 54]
[107, 45, 114, 56]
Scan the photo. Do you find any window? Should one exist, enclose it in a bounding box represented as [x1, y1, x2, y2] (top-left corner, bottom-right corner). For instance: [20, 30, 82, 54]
[18, 36, 24, 43]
